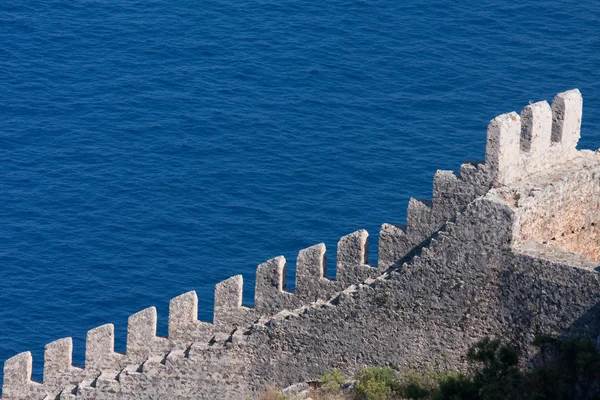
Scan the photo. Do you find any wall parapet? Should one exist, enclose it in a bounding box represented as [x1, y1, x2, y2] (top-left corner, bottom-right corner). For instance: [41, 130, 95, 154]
[485, 89, 583, 187]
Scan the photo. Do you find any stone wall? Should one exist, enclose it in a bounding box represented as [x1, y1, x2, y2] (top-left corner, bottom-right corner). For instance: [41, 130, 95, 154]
[2, 89, 599, 400]
[512, 158, 600, 262]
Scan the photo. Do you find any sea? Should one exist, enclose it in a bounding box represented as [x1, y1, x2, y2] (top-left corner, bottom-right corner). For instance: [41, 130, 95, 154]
[1, 0, 599, 385]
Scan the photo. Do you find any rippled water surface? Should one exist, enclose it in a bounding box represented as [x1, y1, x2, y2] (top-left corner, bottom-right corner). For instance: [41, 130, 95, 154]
[1, 0, 599, 383]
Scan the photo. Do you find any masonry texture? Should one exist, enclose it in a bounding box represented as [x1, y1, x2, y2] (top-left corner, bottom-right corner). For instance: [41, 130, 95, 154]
[2, 89, 599, 400]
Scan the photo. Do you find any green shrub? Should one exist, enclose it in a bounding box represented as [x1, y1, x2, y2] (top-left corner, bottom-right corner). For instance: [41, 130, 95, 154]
[403, 382, 430, 399]
[433, 372, 478, 400]
[356, 378, 392, 400]
[320, 336, 600, 400]
[320, 369, 346, 393]
[527, 335, 600, 400]
[355, 367, 400, 399]
[466, 336, 522, 400]
[462, 335, 600, 400]
[398, 369, 445, 399]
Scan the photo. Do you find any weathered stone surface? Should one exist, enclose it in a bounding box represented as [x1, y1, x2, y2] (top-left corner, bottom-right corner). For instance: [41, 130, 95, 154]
[295, 243, 338, 303]
[43, 338, 72, 385]
[255, 256, 300, 314]
[551, 88, 582, 150]
[377, 223, 410, 269]
[214, 275, 255, 328]
[127, 307, 170, 362]
[336, 230, 377, 285]
[486, 111, 522, 186]
[85, 325, 123, 372]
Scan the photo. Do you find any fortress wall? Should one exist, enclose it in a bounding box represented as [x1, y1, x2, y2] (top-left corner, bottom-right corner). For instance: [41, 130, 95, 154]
[212, 228, 378, 327]
[213, 275, 254, 327]
[48, 191, 600, 400]
[239, 194, 600, 399]
[43, 338, 86, 395]
[513, 157, 600, 262]
[66, 195, 524, 399]
[2, 89, 597, 400]
[336, 229, 376, 285]
[0, 229, 386, 399]
[7, 169, 600, 400]
[8, 195, 514, 400]
[377, 223, 411, 268]
[0, 193, 504, 399]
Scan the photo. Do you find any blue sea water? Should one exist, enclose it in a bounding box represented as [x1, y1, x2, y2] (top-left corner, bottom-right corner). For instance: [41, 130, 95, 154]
[0, 0, 599, 386]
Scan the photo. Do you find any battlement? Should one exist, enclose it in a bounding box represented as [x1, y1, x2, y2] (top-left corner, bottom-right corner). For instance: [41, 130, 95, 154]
[1, 228, 382, 398]
[485, 89, 583, 186]
[2, 89, 598, 400]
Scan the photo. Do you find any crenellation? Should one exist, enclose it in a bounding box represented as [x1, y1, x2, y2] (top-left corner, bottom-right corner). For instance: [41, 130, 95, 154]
[3, 353, 31, 390]
[419, 160, 493, 248]
[2, 354, 27, 399]
[432, 170, 461, 213]
[377, 223, 410, 269]
[42, 338, 84, 392]
[43, 338, 72, 386]
[168, 291, 213, 347]
[168, 292, 197, 337]
[551, 88, 582, 150]
[295, 243, 335, 302]
[85, 324, 123, 372]
[337, 230, 369, 266]
[127, 307, 169, 361]
[520, 100, 554, 176]
[483, 90, 584, 188]
[254, 256, 300, 314]
[407, 197, 434, 241]
[2, 352, 43, 400]
[485, 111, 522, 186]
[458, 161, 484, 181]
[336, 230, 376, 285]
[213, 275, 254, 328]
[455, 162, 491, 201]
[520, 101, 552, 154]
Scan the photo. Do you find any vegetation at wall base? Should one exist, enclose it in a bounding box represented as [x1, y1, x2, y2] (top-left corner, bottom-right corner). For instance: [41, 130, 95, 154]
[261, 335, 600, 400]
